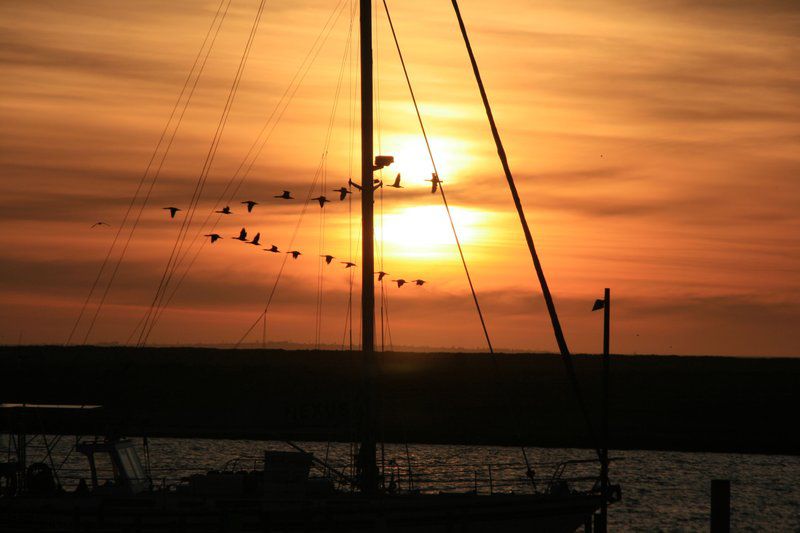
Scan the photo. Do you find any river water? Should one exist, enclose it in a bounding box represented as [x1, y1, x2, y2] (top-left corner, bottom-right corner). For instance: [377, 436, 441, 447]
[24, 437, 800, 531]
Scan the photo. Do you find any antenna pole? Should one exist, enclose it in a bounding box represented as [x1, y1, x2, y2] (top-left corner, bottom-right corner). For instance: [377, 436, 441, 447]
[357, 0, 378, 495]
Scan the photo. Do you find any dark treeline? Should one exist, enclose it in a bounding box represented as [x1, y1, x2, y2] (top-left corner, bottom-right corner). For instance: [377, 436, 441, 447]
[1, 346, 798, 455]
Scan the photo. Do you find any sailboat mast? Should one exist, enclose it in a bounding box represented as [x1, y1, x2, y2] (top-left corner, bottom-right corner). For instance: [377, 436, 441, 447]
[360, 0, 374, 354]
[358, 0, 379, 494]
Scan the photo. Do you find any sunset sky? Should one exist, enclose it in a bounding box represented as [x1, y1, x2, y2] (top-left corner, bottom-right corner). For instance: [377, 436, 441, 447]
[1, 0, 798, 356]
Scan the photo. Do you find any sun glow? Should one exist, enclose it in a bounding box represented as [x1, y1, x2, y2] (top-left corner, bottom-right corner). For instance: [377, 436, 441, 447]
[378, 133, 477, 187]
[379, 205, 490, 259]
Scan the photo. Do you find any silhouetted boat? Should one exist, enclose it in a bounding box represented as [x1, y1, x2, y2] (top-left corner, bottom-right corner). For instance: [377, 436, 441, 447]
[0, 1, 619, 530]
[0, 421, 607, 531]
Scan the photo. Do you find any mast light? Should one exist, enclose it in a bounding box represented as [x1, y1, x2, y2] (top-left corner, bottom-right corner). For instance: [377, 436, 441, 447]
[373, 155, 395, 170]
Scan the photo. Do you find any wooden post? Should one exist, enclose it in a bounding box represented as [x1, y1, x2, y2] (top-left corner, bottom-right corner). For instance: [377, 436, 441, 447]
[711, 479, 730, 533]
[16, 431, 26, 492]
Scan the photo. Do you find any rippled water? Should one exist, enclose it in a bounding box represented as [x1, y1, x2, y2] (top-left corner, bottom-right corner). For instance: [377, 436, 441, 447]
[19, 437, 800, 531]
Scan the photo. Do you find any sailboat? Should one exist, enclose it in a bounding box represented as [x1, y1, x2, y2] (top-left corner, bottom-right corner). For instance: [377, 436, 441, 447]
[0, 0, 619, 531]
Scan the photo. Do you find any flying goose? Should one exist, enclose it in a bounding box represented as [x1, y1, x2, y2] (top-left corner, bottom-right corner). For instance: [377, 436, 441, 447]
[312, 195, 330, 207]
[334, 187, 351, 201]
[426, 173, 442, 194]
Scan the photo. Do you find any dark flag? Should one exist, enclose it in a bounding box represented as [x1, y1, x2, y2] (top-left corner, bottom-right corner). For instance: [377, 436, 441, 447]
[592, 298, 605, 311]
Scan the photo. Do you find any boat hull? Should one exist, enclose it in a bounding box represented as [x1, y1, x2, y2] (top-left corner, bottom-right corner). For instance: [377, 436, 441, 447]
[0, 492, 600, 532]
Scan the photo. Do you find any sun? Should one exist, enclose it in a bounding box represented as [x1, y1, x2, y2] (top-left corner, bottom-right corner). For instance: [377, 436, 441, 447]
[378, 205, 490, 260]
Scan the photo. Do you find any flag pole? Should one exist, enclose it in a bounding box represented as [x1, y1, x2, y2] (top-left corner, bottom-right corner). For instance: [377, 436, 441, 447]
[600, 287, 610, 532]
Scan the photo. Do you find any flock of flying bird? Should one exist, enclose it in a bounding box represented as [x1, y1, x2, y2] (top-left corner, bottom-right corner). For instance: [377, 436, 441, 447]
[94, 172, 429, 288]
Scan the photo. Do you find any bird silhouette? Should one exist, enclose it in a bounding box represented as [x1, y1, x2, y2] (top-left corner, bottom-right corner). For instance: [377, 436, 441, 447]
[341, 261, 357, 268]
[234, 228, 247, 241]
[288, 250, 302, 259]
[264, 245, 280, 253]
[321, 254, 334, 264]
[388, 173, 403, 188]
[377, 271, 388, 281]
[312, 195, 330, 207]
[334, 187, 351, 201]
[347, 178, 383, 191]
[248, 232, 261, 246]
[426, 173, 442, 194]
[413, 279, 426, 286]
[393, 279, 407, 287]
[275, 190, 294, 200]
[163, 207, 181, 218]
[215, 206, 232, 215]
[90, 221, 110, 228]
[241, 200, 258, 212]
[205, 233, 222, 243]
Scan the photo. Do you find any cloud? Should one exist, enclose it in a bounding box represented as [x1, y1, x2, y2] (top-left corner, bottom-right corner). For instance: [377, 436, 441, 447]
[0, 32, 179, 83]
[1, 0, 799, 355]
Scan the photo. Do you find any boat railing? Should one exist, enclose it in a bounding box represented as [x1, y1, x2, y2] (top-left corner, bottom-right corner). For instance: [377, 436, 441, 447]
[543, 457, 623, 495]
[34, 442, 615, 498]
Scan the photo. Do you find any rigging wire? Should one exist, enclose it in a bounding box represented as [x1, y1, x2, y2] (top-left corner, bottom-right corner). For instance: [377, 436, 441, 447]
[137, 0, 350, 340]
[346, 0, 359, 350]
[86, 0, 234, 344]
[138, 0, 269, 345]
[380, 0, 541, 482]
[380, 0, 493, 353]
[233, 160, 322, 347]
[315, 11, 356, 349]
[373, 0, 388, 353]
[449, 0, 601, 460]
[382, 277, 395, 350]
[341, 227, 364, 351]
[315, 162, 326, 349]
[236, 7, 357, 347]
[140, 0, 269, 342]
[72, 0, 232, 345]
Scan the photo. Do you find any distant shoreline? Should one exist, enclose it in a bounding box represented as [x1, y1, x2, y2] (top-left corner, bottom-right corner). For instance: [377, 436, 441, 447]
[2, 345, 798, 455]
[1, 343, 796, 359]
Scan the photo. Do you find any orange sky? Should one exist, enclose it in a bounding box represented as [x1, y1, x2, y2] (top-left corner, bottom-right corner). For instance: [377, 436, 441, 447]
[1, 0, 798, 356]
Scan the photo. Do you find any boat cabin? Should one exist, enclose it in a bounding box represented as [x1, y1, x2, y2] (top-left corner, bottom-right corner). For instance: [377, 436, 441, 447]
[76, 439, 150, 495]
